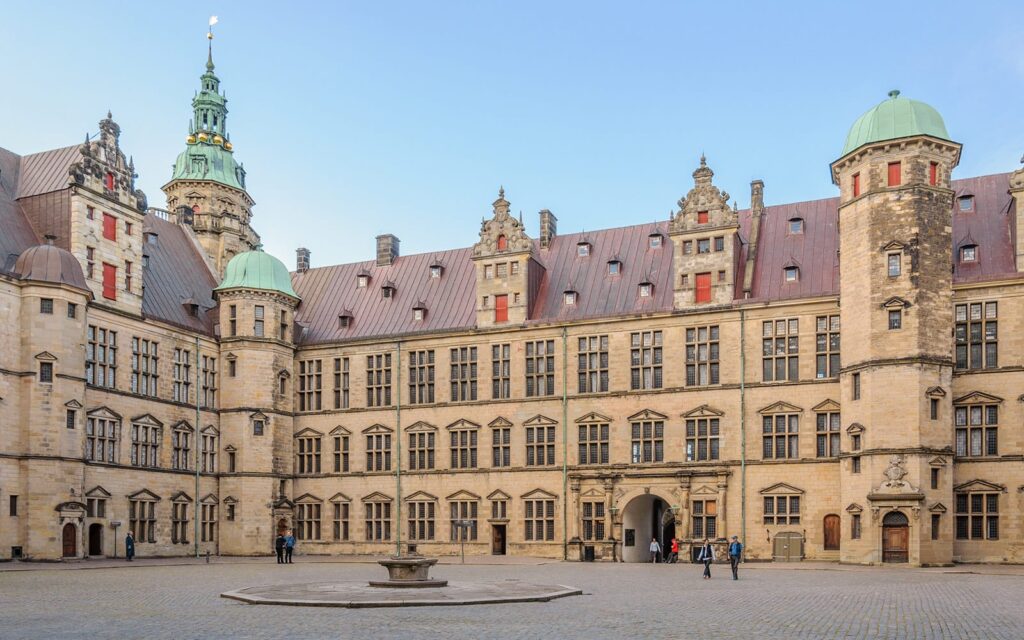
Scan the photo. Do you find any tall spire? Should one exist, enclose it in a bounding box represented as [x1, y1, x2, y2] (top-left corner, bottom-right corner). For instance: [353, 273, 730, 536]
[207, 15, 218, 72]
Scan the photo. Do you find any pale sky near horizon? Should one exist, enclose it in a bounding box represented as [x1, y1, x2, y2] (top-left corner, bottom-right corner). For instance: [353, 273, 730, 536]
[1, 1, 1022, 268]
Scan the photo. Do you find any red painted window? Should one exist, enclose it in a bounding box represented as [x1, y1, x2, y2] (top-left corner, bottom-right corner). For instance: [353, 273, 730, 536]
[102, 263, 117, 300]
[104, 172, 115, 191]
[887, 162, 901, 187]
[695, 273, 712, 303]
[496, 235, 507, 251]
[102, 213, 116, 241]
[929, 162, 938, 186]
[494, 294, 508, 323]
[697, 210, 709, 224]
[852, 173, 860, 197]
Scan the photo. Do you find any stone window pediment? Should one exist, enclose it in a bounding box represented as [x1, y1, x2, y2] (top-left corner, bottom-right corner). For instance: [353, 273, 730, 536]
[446, 419, 481, 431]
[759, 401, 803, 415]
[131, 414, 163, 428]
[35, 351, 57, 362]
[580, 488, 604, 499]
[362, 492, 393, 503]
[627, 409, 668, 422]
[682, 404, 724, 418]
[929, 456, 947, 467]
[487, 490, 511, 501]
[362, 423, 393, 435]
[88, 406, 122, 421]
[201, 425, 218, 436]
[929, 502, 947, 513]
[846, 422, 865, 435]
[250, 411, 268, 421]
[811, 399, 841, 413]
[575, 412, 613, 423]
[846, 503, 863, 513]
[953, 391, 1003, 405]
[691, 485, 718, 496]
[881, 296, 911, 309]
[222, 496, 238, 505]
[200, 494, 218, 505]
[86, 486, 111, 498]
[169, 491, 192, 503]
[171, 420, 194, 433]
[404, 491, 438, 502]
[65, 399, 84, 410]
[329, 492, 351, 503]
[488, 417, 513, 428]
[330, 425, 352, 436]
[953, 479, 1006, 493]
[294, 493, 323, 504]
[523, 414, 558, 427]
[294, 427, 324, 438]
[128, 489, 160, 502]
[446, 490, 481, 502]
[880, 239, 907, 252]
[926, 386, 946, 398]
[223, 444, 237, 452]
[521, 488, 557, 500]
[759, 482, 805, 496]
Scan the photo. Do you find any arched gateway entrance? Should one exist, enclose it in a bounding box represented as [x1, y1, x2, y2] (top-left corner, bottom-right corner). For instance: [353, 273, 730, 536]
[882, 511, 909, 563]
[621, 493, 675, 563]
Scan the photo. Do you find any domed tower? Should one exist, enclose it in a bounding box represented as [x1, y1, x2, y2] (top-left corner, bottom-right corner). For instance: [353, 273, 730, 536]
[830, 91, 961, 566]
[213, 249, 299, 554]
[162, 35, 260, 277]
[12, 240, 92, 558]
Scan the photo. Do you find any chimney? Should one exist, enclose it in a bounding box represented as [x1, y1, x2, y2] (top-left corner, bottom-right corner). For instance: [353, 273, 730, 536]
[376, 234, 400, 266]
[743, 180, 765, 297]
[296, 247, 311, 273]
[44, 234, 57, 246]
[539, 210, 557, 249]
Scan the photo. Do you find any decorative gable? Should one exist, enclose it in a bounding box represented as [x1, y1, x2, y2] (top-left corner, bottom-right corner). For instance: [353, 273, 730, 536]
[488, 417, 513, 428]
[329, 492, 352, 503]
[682, 404, 724, 418]
[169, 491, 192, 503]
[446, 419, 481, 431]
[330, 425, 352, 436]
[953, 391, 1004, 405]
[294, 493, 323, 504]
[811, 399, 841, 413]
[521, 488, 558, 500]
[523, 414, 558, 427]
[760, 482, 805, 495]
[362, 492, 393, 503]
[926, 386, 946, 398]
[487, 489, 511, 501]
[85, 486, 111, 498]
[362, 423, 394, 435]
[446, 490, 481, 502]
[627, 409, 668, 421]
[670, 156, 736, 234]
[473, 188, 532, 257]
[294, 427, 324, 438]
[953, 479, 1006, 493]
[759, 401, 803, 415]
[127, 489, 161, 501]
[404, 491, 438, 502]
[846, 503, 863, 513]
[575, 412, 613, 424]
[881, 296, 911, 309]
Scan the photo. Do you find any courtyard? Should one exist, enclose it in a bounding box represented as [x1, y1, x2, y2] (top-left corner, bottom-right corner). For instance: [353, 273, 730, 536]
[1, 558, 1022, 639]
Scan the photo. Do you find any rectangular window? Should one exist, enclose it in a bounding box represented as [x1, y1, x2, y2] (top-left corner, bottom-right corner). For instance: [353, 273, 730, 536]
[201, 503, 217, 542]
[931, 513, 940, 540]
[888, 253, 901, 277]
[172, 348, 191, 403]
[852, 172, 860, 197]
[366, 353, 392, 407]
[852, 513, 862, 539]
[815, 315, 840, 379]
[296, 436, 322, 474]
[582, 501, 606, 541]
[816, 412, 841, 457]
[408, 350, 435, 404]
[201, 356, 217, 408]
[697, 238, 710, 254]
[631, 420, 664, 463]
[956, 492, 998, 540]
[67, 302, 77, 318]
[201, 430, 216, 472]
[131, 421, 160, 467]
[888, 309, 902, 330]
[577, 335, 609, 393]
[297, 503, 322, 541]
[9, 495, 17, 517]
[492, 343, 511, 399]
[366, 432, 392, 471]
[102, 213, 117, 240]
[86, 497, 106, 518]
[228, 358, 236, 377]
[526, 425, 556, 466]
[228, 450, 237, 471]
[226, 503, 236, 521]
[713, 236, 724, 252]
[954, 404, 998, 457]
[333, 435, 350, 473]
[86, 205, 95, 220]
[86, 326, 117, 388]
[630, 331, 663, 390]
[762, 414, 799, 459]
[692, 500, 717, 538]
[762, 318, 799, 382]
[40, 298, 53, 314]
[171, 426, 191, 470]
[492, 426, 511, 467]
[129, 499, 156, 543]
[578, 422, 609, 465]
[298, 359, 323, 412]
[685, 325, 719, 386]
[39, 362, 53, 383]
[685, 417, 720, 461]
[253, 305, 265, 337]
[450, 428, 478, 469]
[101, 263, 117, 300]
[365, 501, 392, 541]
[279, 310, 288, 341]
[130, 337, 159, 397]
[887, 161, 901, 187]
[408, 431, 435, 471]
[333, 502, 350, 540]
[954, 302, 997, 370]
[683, 240, 692, 254]
[86, 247, 95, 279]
[695, 272, 712, 303]
[228, 305, 237, 336]
[66, 409, 76, 429]
[930, 398, 939, 420]
[525, 340, 555, 397]
[450, 346, 478, 401]
[171, 502, 189, 544]
[929, 161, 938, 186]
[762, 495, 800, 525]
[450, 501, 479, 541]
[492, 499, 508, 520]
[494, 294, 508, 323]
[333, 357, 350, 409]
[524, 499, 555, 541]
[125, 260, 133, 293]
[931, 467, 940, 490]
[852, 456, 861, 473]
[851, 434, 861, 451]
[408, 501, 436, 541]
[853, 372, 861, 400]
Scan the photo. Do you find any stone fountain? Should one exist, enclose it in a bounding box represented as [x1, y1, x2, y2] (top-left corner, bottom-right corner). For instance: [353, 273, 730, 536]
[369, 554, 448, 588]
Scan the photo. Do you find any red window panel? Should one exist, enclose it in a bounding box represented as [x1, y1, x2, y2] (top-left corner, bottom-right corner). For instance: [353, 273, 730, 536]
[494, 294, 508, 323]
[695, 273, 712, 303]
[104, 172, 115, 191]
[929, 162, 938, 186]
[852, 173, 860, 197]
[697, 210, 709, 224]
[887, 162, 901, 187]
[102, 213, 116, 241]
[102, 263, 117, 300]
[496, 235, 507, 251]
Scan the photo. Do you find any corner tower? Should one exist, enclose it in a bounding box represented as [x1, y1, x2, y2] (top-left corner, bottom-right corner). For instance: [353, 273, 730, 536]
[831, 91, 961, 566]
[162, 33, 259, 277]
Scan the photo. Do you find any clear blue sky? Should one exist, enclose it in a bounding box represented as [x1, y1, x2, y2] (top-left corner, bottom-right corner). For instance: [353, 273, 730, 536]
[2, 1, 1021, 268]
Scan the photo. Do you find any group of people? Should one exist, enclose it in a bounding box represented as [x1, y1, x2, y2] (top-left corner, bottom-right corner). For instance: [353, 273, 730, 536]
[275, 530, 296, 563]
[649, 535, 744, 580]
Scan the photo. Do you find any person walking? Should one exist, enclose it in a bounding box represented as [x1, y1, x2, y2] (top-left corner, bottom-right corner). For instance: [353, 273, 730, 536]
[275, 532, 286, 564]
[125, 531, 135, 562]
[284, 529, 296, 564]
[728, 535, 743, 580]
[697, 538, 715, 579]
[649, 537, 661, 563]
[669, 537, 680, 564]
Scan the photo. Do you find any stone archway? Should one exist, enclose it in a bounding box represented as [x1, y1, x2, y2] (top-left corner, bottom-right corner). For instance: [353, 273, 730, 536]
[620, 492, 675, 563]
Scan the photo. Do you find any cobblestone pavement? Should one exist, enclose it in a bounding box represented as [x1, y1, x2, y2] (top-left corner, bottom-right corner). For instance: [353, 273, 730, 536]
[1, 560, 1023, 639]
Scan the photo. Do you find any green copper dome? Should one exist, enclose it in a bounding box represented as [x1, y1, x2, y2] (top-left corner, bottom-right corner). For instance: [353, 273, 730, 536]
[215, 249, 299, 298]
[842, 90, 950, 156]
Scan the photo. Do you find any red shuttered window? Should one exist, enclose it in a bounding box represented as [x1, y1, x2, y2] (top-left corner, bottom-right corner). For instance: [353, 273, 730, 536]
[887, 162, 901, 187]
[929, 161, 938, 186]
[695, 273, 712, 303]
[494, 294, 508, 323]
[496, 235, 507, 251]
[104, 172, 115, 191]
[102, 213, 116, 241]
[102, 263, 117, 300]
[852, 173, 860, 197]
[697, 210, 709, 224]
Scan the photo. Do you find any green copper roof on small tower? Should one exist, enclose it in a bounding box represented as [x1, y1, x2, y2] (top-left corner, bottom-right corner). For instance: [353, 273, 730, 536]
[842, 90, 950, 156]
[169, 26, 247, 191]
[215, 248, 299, 299]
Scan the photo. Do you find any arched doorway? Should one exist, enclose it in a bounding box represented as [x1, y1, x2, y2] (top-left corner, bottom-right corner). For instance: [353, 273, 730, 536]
[882, 511, 909, 563]
[620, 493, 675, 563]
[823, 514, 841, 551]
[88, 523, 103, 556]
[62, 523, 77, 558]
[277, 518, 289, 536]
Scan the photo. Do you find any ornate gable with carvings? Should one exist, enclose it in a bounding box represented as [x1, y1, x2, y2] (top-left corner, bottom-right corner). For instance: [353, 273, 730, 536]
[69, 113, 146, 211]
[473, 188, 532, 257]
[669, 156, 737, 234]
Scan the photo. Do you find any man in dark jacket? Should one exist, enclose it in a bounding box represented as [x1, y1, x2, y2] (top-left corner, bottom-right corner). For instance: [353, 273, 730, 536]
[728, 535, 744, 580]
[275, 533, 286, 564]
[125, 531, 135, 562]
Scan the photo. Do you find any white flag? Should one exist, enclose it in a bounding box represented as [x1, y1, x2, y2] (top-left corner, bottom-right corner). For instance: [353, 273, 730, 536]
[209, 15, 219, 27]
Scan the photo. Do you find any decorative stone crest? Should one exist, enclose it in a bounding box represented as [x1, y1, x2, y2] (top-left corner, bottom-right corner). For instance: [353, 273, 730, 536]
[473, 187, 532, 257]
[69, 112, 147, 211]
[669, 156, 736, 234]
[877, 455, 918, 494]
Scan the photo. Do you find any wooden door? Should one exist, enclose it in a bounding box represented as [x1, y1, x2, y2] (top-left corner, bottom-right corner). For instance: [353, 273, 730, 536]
[491, 524, 506, 555]
[773, 532, 802, 562]
[62, 523, 77, 558]
[883, 526, 908, 563]
[88, 523, 103, 556]
[823, 514, 841, 551]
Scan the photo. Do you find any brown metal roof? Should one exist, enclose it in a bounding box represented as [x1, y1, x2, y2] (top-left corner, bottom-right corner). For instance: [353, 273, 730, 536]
[15, 144, 80, 198]
[140, 213, 219, 334]
[0, 147, 40, 274]
[13, 243, 89, 292]
[950, 173, 1017, 283]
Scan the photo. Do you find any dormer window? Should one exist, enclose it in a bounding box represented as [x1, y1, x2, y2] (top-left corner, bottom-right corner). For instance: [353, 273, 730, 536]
[788, 218, 804, 234]
[357, 274, 369, 288]
[429, 265, 442, 279]
[563, 291, 577, 306]
[697, 210, 709, 224]
[648, 234, 663, 248]
[413, 306, 426, 321]
[338, 313, 352, 329]
[960, 245, 977, 263]
[496, 235, 508, 251]
[958, 196, 974, 212]
[607, 260, 621, 276]
[382, 283, 395, 299]
[784, 266, 800, 282]
[577, 242, 590, 257]
[639, 282, 653, 297]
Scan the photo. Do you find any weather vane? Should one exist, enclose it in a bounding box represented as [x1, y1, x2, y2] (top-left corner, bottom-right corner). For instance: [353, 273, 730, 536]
[208, 15, 218, 41]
